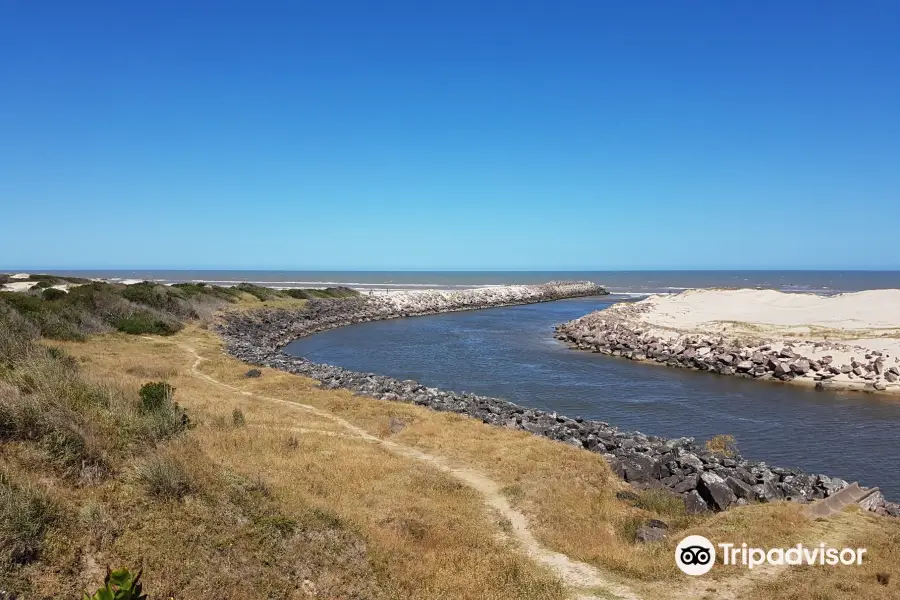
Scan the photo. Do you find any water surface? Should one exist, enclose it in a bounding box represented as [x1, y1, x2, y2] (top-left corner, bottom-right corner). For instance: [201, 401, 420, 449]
[285, 297, 900, 498]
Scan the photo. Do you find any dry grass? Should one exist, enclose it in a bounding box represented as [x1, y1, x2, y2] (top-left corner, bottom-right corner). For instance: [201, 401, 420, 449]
[32, 323, 899, 599]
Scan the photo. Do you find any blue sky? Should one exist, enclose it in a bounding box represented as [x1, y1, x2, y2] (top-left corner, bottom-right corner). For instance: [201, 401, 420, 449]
[2, 1, 898, 270]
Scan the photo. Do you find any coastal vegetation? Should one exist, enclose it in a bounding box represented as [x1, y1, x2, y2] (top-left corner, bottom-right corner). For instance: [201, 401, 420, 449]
[0, 275, 897, 598]
[0, 279, 359, 341]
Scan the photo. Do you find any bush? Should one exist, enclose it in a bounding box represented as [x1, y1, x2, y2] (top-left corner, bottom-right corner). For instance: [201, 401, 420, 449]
[114, 312, 181, 336]
[0, 471, 57, 565]
[139, 382, 174, 414]
[234, 283, 282, 301]
[139, 382, 191, 439]
[171, 282, 240, 302]
[41, 288, 66, 301]
[282, 286, 359, 300]
[232, 408, 246, 427]
[135, 454, 193, 500]
[705, 434, 738, 458]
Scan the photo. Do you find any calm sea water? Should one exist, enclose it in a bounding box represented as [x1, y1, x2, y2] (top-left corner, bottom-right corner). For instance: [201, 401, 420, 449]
[285, 297, 900, 498]
[24, 269, 900, 295]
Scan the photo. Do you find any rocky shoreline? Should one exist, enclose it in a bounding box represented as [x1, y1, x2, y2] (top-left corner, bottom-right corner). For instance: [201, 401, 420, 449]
[555, 291, 900, 395]
[216, 282, 898, 516]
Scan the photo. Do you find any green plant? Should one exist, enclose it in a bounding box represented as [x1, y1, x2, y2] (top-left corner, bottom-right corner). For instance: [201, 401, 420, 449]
[114, 312, 181, 336]
[41, 288, 66, 301]
[234, 283, 282, 301]
[138, 382, 174, 414]
[138, 382, 191, 437]
[82, 567, 147, 600]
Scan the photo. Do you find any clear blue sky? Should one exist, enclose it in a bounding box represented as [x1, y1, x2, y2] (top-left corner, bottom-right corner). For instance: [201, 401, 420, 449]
[2, 1, 898, 270]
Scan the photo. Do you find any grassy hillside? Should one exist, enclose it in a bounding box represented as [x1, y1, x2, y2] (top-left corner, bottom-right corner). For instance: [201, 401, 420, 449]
[0, 277, 897, 599]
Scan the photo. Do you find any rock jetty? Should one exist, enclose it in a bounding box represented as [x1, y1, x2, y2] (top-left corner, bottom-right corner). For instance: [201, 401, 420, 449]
[555, 299, 900, 394]
[217, 283, 898, 516]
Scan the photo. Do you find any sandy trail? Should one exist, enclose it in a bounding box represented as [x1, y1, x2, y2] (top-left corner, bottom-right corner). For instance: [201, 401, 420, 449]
[167, 340, 640, 600]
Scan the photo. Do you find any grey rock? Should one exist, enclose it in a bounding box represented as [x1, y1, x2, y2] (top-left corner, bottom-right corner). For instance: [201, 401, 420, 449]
[698, 472, 737, 511]
[635, 524, 668, 543]
[673, 474, 699, 494]
[683, 490, 710, 514]
[725, 476, 754, 500]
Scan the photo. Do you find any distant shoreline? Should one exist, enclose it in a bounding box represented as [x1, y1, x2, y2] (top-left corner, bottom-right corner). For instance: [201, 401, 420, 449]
[5, 268, 900, 296]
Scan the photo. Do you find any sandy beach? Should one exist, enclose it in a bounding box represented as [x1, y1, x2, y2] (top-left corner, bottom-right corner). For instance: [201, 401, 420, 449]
[559, 288, 900, 394]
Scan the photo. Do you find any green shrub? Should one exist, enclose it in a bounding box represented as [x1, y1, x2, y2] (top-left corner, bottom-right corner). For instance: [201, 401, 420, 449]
[41, 288, 66, 301]
[235, 283, 282, 301]
[0, 470, 57, 565]
[171, 282, 240, 302]
[114, 312, 181, 336]
[82, 567, 147, 600]
[138, 382, 191, 438]
[139, 382, 173, 413]
[282, 286, 359, 300]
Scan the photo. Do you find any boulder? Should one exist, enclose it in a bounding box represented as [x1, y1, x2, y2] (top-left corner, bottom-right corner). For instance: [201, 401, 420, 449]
[698, 472, 737, 511]
[673, 473, 699, 494]
[774, 362, 792, 377]
[752, 481, 782, 502]
[605, 455, 625, 479]
[635, 520, 669, 543]
[622, 454, 662, 483]
[683, 490, 710, 514]
[790, 359, 810, 375]
[725, 476, 754, 500]
[245, 368, 262, 378]
[859, 490, 885, 512]
[677, 452, 704, 472]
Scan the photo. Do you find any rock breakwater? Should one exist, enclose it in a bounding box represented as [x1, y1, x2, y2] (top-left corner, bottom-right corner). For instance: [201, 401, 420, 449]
[217, 283, 898, 516]
[556, 290, 900, 395]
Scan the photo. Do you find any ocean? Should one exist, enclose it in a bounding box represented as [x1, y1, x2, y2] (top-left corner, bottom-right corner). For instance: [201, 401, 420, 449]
[21, 270, 900, 295]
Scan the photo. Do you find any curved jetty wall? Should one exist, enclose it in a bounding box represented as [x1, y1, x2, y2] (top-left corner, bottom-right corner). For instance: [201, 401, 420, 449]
[217, 283, 898, 516]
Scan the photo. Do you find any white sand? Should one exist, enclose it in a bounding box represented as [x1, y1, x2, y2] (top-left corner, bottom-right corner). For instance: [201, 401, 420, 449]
[0, 281, 39, 292]
[637, 289, 900, 333]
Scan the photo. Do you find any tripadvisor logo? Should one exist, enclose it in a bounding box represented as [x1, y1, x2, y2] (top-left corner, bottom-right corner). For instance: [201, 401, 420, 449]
[675, 535, 868, 576]
[675, 535, 716, 576]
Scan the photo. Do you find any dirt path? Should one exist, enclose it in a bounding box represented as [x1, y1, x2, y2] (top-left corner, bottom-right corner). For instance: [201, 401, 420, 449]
[171, 340, 641, 600]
